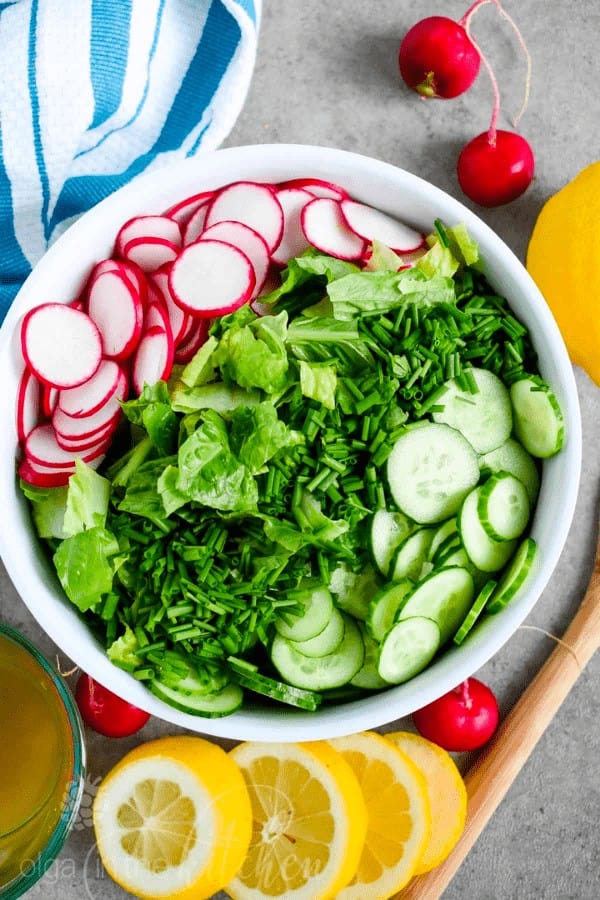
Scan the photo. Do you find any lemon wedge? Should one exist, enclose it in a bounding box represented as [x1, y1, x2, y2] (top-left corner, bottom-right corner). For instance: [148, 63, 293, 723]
[385, 730, 467, 873]
[92, 735, 251, 899]
[329, 730, 431, 898]
[226, 740, 367, 899]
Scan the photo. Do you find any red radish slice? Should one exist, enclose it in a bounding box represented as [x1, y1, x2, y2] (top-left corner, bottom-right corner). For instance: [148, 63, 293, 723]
[87, 269, 144, 360]
[165, 190, 215, 226]
[70, 299, 84, 311]
[53, 370, 128, 439]
[16, 368, 41, 444]
[205, 181, 284, 253]
[55, 425, 114, 453]
[18, 457, 73, 488]
[183, 201, 212, 245]
[271, 188, 313, 265]
[57, 359, 121, 419]
[169, 240, 255, 318]
[21, 303, 103, 389]
[301, 198, 366, 261]
[25, 423, 107, 469]
[151, 267, 190, 345]
[122, 236, 180, 273]
[200, 221, 270, 294]
[42, 384, 59, 418]
[145, 299, 172, 338]
[173, 319, 209, 364]
[132, 325, 175, 395]
[340, 200, 425, 252]
[278, 177, 349, 200]
[87, 258, 147, 304]
[257, 267, 282, 298]
[116, 215, 181, 257]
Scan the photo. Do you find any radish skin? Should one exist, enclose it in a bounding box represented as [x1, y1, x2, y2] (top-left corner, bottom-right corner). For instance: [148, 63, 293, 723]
[205, 181, 284, 253]
[271, 188, 313, 265]
[340, 200, 425, 252]
[301, 198, 366, 260]
[132, 325, 175, 395]
[16, 368, 40, 444]
[25, 423, 108, 468]
[116, 214, 181, 257]
[173, 319, 210, 364]
[122, 236, 180, 273]
[278, 177, 349, 200]
[165, 190, 215, 226]
[87, 269, 144, 360]
[183, 201, 212, 245]
[57, 359, 121, 419]
[169, 239, 255, 318]
[21, 303, 103, 389]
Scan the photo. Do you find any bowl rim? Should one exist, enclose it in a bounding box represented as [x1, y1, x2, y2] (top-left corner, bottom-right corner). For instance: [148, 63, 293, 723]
[0, 143, 583, 741]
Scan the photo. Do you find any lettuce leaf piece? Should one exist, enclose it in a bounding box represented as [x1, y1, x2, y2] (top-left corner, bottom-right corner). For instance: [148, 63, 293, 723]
[53, 526, 119, 612]
[447, 223, 480, 266]
[21, 482, 68, 539]
[174, 410, 258, 511]
[287, 316, 374, 371]
[213, 310, 290, 394]
[156, 465, 189, 517]
[262, 251, 360, 305]
[363, 240, 405, 272]
[170, 382, 262, 416]
[120, 382, 178, 454]
[229, 402, 299, 474]
[415, 240, 460, 278]
[107, 625, 141, 672]
[299, 360, 337, 409]
[179, 335, 218, 388]
[118, 457, 178, 530]
[62, 460, 110, 537]
[327, 269, 455, 318]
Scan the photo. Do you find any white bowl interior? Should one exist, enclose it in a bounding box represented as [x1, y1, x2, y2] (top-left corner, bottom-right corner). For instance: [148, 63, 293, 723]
[0, 144, 582, 741]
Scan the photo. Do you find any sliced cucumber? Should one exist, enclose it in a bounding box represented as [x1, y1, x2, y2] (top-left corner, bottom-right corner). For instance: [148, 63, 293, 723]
[458, 488, 518, 573]
[377, 616, 441, 684]
[366, 580, 414, 642]
[288, 606, 345, 658]
[390, 527, 435, 581]
[428, 517, 459, 561]
[158, 663, 228, 696]
[432, 367, 513, 454]
[510, 376, 565, 458]
[150, 680, 244, 717]
[478, 472, 530, 541]
[351, 623, 390, 690]
[270, 614, 364, 691]
[370, 508, 413, 576]
[387, 422, 479, 524]
[228, 667, 322, 711]
[486, 537, 537, 614]
[274, 583, 333, 642]
[432, 531, 462, 566]
[397, 566, 475, 644]
[479, 437, 540, 504]
[453, 579, 497, 645]
[329, 563, 382, 621]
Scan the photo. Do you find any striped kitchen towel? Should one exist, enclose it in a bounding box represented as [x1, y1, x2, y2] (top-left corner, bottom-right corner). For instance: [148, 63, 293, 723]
[0, 0, 261, 322]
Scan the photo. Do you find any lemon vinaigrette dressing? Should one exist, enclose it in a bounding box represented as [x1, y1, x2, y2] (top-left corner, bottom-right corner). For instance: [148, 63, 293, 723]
[0, 632, 78, 889]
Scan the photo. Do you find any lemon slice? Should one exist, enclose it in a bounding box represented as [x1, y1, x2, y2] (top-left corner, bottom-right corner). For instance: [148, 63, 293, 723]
[329, 730, 431, 898]
[226, 740, 368, 899]
[92, 735, 251, 899]
[385, 730, 467, 873]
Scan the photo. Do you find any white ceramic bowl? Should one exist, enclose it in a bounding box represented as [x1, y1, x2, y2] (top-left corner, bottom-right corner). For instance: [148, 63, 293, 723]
[0, 144, 582, 741]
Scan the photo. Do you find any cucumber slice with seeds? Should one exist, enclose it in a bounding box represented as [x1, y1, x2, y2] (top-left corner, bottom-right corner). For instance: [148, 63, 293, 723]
[397, 566, 475, 644]
[366, 580, 414, 642]
[378, 616, 441, 684]
[390, 527, 435, 581]
[479, 438, 540, 504]
[274, 583, 333, 642]
[270, 614, 364, 691]
[288, 606, 345, 658]
[370, 508, 413, 576]
[428, 517, 459, 561]
[453, 579, 497, 645]
[459, 488, 518, 573]
[510, 377, 565, 458]
[486, 538, 537, 613]
[351, 623, 391, 690]
[150, 680, 243, 717]
[432, 367, 513, 454]
[228, 667, 322, 711]
[329, 563, 382, 621]
[478, 472, 530, 541]
[387, 422, 479, 524]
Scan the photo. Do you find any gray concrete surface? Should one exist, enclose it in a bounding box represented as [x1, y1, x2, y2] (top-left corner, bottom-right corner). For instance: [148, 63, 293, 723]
[2, 1, 600, 898]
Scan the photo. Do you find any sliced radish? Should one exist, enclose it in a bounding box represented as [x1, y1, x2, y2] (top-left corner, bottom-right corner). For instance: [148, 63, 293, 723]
[57, 359, 121, 419]
[151, 267, 190, 345]
[132, 325, 175, 395]
[42, 384, 59, 418]
[87, 269, 144, 360]
[173, 319, 209, 364]
[169, 240, 255, 318]
[18, 456, 74, 488]
[205, 182, 284, 253]
[182, 201, 212, 246]
[25, 423, 107, 469]
[301, 198, 366, 261]
[340, 200, 425, 252]
[278, 177, 350, 200]
[121, 236, 180, 273]
[53, 370, 128, 440]
[165, 190, 215, 226]
[16, 368, 41, 444]
[145, 298, 172, 338]
[54, 420, 116, 452]
[21, 303, 103, 389]
[257, 267, 282, 298]
[86, 258, 147, 305]
[271, 188, 313, 265]
[199, 221, 270, 294]
[116, 215, 181, 257]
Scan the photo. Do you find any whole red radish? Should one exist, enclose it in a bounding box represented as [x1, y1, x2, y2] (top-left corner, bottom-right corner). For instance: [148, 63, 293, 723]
[75, 673, 150, 738]
[398, 16, 480, 99]
[412, 677, 499, 751]
[457, 130, 535, 206]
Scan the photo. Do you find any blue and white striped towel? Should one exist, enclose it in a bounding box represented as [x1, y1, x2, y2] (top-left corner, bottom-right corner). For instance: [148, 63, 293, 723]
[0, 0, 261, 322]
